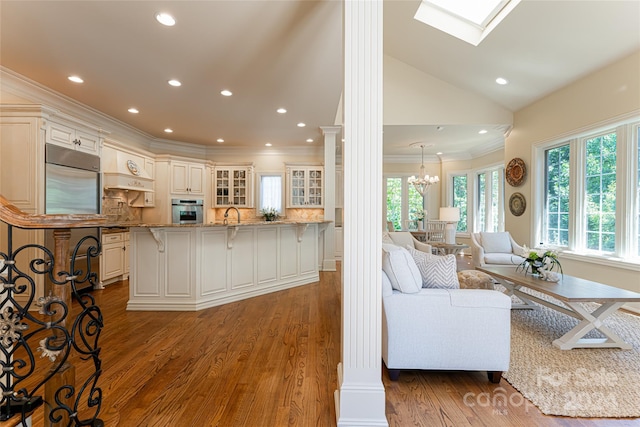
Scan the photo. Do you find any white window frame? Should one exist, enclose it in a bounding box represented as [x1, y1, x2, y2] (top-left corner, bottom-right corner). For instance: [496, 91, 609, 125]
[255, 172, 285, 218]
[446, 170, 472, 238]
[474, 165, 504, 233]
[532, 115, 640, 269]
[383, 174, 429, 231]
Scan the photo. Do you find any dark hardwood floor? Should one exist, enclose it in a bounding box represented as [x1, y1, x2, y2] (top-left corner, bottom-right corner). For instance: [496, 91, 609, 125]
[23, 261, 640, 426]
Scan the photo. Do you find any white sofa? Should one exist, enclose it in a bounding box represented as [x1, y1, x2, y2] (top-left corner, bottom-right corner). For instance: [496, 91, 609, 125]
[470, 231, 526, 268]
[381, 243, 511, 383]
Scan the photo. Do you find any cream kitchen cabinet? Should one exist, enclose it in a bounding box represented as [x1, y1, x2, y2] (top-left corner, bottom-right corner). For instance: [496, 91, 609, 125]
[286, 165, 324, 208]
[100, 231, 129, 285]
[213, 165, 254, 207]
[144, 158, 155, 207]
[171, 161, 205, 196]
[46, 119, 101, 155]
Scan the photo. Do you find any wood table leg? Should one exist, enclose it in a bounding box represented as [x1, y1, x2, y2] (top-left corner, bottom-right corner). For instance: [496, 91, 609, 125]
[552, 302, 631, 350]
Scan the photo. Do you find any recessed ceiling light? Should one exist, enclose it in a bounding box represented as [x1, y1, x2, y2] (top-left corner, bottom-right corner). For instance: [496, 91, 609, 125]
[265, 143, 272, 147]
[216, 138, 224, 143]
[68, 75, 83, 83]
[479, 129, 488, 134]
[436, 152, 443, 155]
[297, 122, 306, 127]
[220, 90, 233, 97]
[164, 128, 173, 133]
[128, 108, 139, 114]
[495, 77, 508, 85]
[306, 139, 313, 143]
[155, 13, 175, 26]
[277, 108, 287, 114]
[168, 79, 181, 87]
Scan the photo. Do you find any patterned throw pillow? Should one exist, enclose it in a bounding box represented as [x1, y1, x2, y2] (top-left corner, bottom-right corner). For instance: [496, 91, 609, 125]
[406, 246, 460, 289]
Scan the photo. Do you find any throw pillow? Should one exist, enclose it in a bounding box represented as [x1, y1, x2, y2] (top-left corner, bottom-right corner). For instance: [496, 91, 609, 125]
[381, 245, 422, 294]
[480, 232, 513, 254]
[406, 246, 460, 289]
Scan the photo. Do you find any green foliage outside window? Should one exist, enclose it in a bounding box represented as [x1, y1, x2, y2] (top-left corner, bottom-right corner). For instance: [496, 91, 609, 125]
[452, 175, 467, 232]
[386, 178, 402, 230]
[585, 133, 616, 252]
[545, 144, 570, 245]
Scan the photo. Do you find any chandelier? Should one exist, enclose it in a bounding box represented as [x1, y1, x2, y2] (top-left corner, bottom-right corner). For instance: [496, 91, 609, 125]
[408, 143, 439, 196]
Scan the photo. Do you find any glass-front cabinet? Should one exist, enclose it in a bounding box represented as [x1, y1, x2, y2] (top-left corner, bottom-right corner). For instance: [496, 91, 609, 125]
[286, 164, 324, 207]
[213, 165, 254, 207]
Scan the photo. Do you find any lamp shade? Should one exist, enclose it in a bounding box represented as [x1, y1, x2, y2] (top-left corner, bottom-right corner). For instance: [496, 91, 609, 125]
[439, 207, 460, 222]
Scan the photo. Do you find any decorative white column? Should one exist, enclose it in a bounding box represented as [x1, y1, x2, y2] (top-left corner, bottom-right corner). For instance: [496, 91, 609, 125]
[321, 125, 340, 272]
[335, 0, 387, 426]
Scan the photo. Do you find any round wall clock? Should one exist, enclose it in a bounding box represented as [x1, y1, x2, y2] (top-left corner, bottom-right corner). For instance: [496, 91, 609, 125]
[127, 160, 140, 176]
[506, 158, 526, 187]
[509, 192, 526, 216]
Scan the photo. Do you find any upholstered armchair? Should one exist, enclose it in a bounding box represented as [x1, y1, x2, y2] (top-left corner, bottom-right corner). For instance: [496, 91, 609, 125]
[470, 231, 526, 268]
[383, 231, 432, 254]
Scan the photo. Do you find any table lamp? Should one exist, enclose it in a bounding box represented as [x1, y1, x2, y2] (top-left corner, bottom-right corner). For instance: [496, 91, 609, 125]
[439, 207, 460, 244]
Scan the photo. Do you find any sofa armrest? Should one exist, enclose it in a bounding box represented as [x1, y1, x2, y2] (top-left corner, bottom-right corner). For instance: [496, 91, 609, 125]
[382, 289, 511, 372]
[414, 240, 432, 253]
[470, 234, 485, 267]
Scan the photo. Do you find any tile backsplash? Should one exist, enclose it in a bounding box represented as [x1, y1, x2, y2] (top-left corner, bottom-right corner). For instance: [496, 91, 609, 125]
[102, 189, 142, 223]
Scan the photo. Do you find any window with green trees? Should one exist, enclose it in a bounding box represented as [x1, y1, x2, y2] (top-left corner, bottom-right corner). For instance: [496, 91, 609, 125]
[545, 144, 570, 246]
[386, 178, 402, 230]
[452, 175, 467, 232]
[537, 120, 639, 262]
[585, 132, 616, 252]
[386, 177, 426, 231]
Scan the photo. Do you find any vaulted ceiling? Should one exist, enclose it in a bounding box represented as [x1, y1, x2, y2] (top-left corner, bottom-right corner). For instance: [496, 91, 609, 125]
[1, 1, 639, 158]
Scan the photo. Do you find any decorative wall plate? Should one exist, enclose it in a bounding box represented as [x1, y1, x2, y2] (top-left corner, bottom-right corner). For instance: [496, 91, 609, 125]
[127, 160, 140, 176]
[506, 157, 526, 187]
[509, 192, 526, 216]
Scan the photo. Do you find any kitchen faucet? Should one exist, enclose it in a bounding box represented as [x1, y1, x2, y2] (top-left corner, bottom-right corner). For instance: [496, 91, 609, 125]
[223, 206, 240, 225]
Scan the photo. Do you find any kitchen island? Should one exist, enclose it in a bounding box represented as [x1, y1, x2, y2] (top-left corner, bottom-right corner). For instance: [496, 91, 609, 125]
[127, 220, 329, 311]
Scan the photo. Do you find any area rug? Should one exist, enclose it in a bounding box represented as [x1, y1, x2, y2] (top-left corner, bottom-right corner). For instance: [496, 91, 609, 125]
[502, 289, 640, 418]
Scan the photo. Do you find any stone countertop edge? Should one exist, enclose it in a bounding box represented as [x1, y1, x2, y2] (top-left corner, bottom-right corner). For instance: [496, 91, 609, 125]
[107, 220, 332, 228]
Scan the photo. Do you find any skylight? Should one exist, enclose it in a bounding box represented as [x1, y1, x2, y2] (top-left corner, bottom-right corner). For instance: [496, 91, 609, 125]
[414, 0, 521, 46]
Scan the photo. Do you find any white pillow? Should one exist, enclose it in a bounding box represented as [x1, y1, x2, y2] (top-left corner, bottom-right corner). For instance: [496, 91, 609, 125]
[406, 246, 460, 289]
[480, 232, 513, 254]
[381, 245, 422, 294]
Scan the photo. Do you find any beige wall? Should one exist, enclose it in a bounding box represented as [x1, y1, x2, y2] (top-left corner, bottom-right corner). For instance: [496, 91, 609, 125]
[505, 50, 640, 306]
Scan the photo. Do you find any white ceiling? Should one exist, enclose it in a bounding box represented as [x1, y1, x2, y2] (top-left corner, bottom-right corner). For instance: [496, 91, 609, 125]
[1, 1, 639, 158]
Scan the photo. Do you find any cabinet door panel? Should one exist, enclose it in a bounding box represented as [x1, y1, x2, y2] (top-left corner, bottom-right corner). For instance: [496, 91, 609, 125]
[75, 130, 100, 154]
[101, 243, 124, 280]
[171, 163, 189, 194]
[0, 118, 39, 209]
[257, 228, 278, 284]
[189, 165, 205, 194]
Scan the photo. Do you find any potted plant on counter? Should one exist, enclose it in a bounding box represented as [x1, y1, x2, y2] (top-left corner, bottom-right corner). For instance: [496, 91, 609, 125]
[261, 207, 279, 222]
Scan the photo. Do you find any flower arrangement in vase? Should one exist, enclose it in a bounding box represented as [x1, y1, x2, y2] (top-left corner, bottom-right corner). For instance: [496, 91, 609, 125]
[261, 207, 279, 222]
[516, 245, 563, 280]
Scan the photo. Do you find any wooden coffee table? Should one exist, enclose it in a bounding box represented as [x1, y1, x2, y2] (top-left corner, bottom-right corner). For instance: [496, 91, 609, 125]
[477, 266, 640, 350]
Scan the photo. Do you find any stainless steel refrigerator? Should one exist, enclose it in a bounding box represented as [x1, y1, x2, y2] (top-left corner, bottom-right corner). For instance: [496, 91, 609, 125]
[44, 144, 101, 292]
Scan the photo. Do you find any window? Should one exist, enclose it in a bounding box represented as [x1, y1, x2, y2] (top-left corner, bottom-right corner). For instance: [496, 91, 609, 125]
[477, 173, 486, 231]
[475, 167, 504, 232]
[585, 132, 616, 252]
[385, 176, 428, 231]
[544, 144, 570, 246]
[386, 177, 402, 230]
[452, 175, 468, 232]
[535, 118, 640, 264]
[637, 126, 640, 255]
[258, 173, 283, 214]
